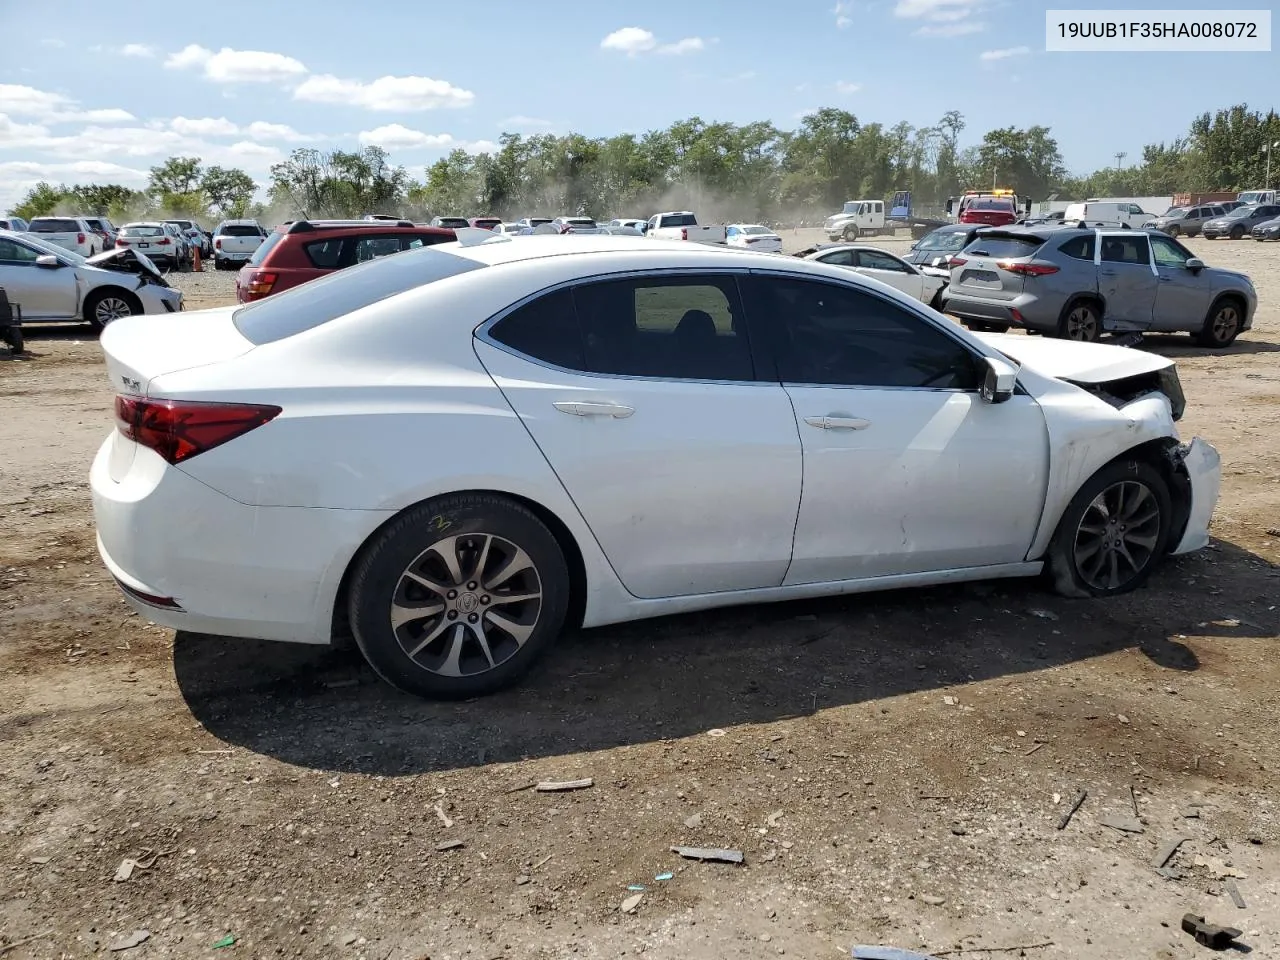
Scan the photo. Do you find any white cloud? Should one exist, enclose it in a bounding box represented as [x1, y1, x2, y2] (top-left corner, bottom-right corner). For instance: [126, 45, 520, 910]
[500, 115, 554, 129]
[894, 0, 984, 18]
[40, 38, 66, 48]
[465, 139, 499, 154]
[0, 114, 51, 141]
[357, 124, 455, 149]
[600, 27, 707, 57]
[0, 83, 71, 116]
[227, 141, 285, 162]
[979, 45, 1029, 60]
[916, 21, 985, 36]
[75, 108, 135, 124]
[120, 43, 157, 58]
[835, 80, 862, 94]
[294, 74, 474, 111]
[245, 120, 318, 142]
[164, 44, 308, 83]
[170, 116, 239, 137]
[601, 27, 657, 56]
[833, 1, 854, 28]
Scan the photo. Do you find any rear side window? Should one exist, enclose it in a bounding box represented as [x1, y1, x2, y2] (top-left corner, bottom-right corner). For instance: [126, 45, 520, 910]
[1058, 235, 1095, 260]
[247, 231, 285, 266]
[962, 236, 1043, 259]
[29, 218, 79, 232]
[233, 247, 485, 344]
[488, 288, 584, 370]
[303, 238, 344, 268]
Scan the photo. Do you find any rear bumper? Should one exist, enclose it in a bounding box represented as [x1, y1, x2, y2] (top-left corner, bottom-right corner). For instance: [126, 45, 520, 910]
[1170, 438, 1220, 555]
[91, 434, 393, 644]
[941, 292, 1056, 332]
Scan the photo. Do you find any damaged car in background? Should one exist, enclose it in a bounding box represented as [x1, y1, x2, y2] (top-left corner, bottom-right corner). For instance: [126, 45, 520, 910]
[0, 229, 182, 332]
[92, 234, 1219, 700]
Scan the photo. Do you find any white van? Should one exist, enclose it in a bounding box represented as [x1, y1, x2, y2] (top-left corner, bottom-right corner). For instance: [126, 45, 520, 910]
[1063, 201, 1151, 228]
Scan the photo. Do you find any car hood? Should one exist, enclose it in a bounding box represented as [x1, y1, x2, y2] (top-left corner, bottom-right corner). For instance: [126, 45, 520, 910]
[85, 246, 166, 283]
[975, 333, 1172, 384]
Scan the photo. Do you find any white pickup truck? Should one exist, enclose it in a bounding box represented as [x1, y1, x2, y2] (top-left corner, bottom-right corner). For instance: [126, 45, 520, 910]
[644, 211, 727, 244]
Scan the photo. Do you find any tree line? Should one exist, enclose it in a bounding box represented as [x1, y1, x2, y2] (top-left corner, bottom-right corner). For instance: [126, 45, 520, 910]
[8, 103, 1277, 225]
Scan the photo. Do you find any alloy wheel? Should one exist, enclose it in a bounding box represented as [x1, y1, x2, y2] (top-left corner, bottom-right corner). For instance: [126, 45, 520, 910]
[1063, 305, 1099, 341]
[94, 296, 133, 325]
[1073, 480, 1162, 591]
[1209, 303, 1240, 344]
[390, 533, 542, 677]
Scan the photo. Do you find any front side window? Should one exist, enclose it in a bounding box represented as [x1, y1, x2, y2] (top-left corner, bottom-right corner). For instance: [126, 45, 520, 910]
[1100, 235, 1151, 265]
[574, 275, 753, 381]
[857, 250, 909, 273]
[1150, 234, 1191, 268]
[0, 238, 40, 263]
[742, 276, 980, 390]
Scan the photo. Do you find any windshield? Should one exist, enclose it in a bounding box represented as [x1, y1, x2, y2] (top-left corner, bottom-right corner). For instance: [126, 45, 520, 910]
[969, 198, 1014, 211]
[742, 225, 772, 235]
[1223, 205, 1258, 219]
[248, 230, 285, 265]
[17, 232, 87, 263]
[1236, 192, 1265, 204]
[234, 246, 486, 344]
[917, 230, 970, 252]
[121, 225, 165, 237]
[841, 202, 858, 214]
[437, 218, 469, 228]
[1161, 207, 1186, 217]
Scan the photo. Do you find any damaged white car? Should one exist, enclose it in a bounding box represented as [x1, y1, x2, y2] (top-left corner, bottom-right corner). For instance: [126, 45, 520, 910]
[91, 234, 1219, 700]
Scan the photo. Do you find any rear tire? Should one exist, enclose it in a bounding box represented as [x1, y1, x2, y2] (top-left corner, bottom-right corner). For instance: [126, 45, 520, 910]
[1057, 300, 1102, 342]
[1196, 296, 1244, 348]
[348, 493, 571, 700]
[1047, 459, 1172, 599]
[2, 325, 22, 355]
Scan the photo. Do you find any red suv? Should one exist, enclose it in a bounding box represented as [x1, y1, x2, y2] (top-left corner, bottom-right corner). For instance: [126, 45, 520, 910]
[236, 220, 455, 302]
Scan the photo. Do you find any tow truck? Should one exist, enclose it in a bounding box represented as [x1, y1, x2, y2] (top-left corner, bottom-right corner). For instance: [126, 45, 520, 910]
[945, 189, 1032, 227]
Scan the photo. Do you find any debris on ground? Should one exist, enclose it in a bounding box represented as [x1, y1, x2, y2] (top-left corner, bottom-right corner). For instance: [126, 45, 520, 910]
[434, 840, 465, 852]
[108, 930, 151, 952]
[684, 813, 703, 829]
[1027, 608, 1058, 621]
[767, 809, 784, 826]
[852, 947, 941, 960]
[1153, 837, 1190, 868]
[1056, 790, 1087, 830]
[1194, 855, 1246, 879]
[434, 803, 454, 828]
[620, 893, 643, 914]
[1098, 813, 1144, 834]
[1225, 880, 1247, 909]
[920, 894, 946, 906]
[654, 872, 674, 881]
[1181, 914, 1243, 950]
[535, 778, 593, 792]
[706, 729, 727, 738]
[212, 934, 237, 949]
[671, 845, 744, 864]
[626, 884, 646, 892]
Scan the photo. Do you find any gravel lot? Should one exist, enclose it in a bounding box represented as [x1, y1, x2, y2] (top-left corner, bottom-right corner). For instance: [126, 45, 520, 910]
[1, 235, 1278, 959]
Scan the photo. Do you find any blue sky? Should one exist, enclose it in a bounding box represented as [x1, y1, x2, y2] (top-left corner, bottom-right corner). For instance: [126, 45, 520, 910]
[1, 0, 1276, 212]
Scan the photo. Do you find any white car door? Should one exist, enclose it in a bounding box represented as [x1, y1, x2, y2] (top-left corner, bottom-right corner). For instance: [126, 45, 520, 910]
[852, 249, 925, 301]
[0, 237, 79, 319]
[741, 272, 1049, 584]
[474, 273, 803, 599]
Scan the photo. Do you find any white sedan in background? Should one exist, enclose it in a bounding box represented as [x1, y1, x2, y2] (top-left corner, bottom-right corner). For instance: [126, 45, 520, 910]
[92, 233, 1217, 701]
[805, 243, 947, 308]
[726, 224, 783, 253]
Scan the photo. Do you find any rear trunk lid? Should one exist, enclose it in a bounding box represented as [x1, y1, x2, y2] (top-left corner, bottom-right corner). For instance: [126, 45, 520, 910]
[949, 232, 1045, 302]
[100, 306, 255, 398]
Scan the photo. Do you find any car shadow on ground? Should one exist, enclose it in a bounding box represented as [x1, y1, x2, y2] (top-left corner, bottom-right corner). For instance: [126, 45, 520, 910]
[173, 538, 1276, 777]
[0, 324, 98, 362]
[1139, 334, 1280, 357]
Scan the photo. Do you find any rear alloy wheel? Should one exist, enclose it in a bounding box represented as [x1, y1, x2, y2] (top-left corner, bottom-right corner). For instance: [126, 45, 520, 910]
[1047, 460, 1171, 598]
[85, 291, 140, 332]
[349, 494, 570, 699]
[1197, 298, 1243, 348]
[1059, 301, 1101, 342]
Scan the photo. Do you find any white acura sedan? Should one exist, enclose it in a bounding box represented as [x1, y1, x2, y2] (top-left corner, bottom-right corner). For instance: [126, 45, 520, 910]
[804, 243, 948, 308]
[91, 230, 1220, 700]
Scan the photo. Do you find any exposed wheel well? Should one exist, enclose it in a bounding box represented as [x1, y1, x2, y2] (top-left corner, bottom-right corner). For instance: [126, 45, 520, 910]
[330, 490, 589, 647]
[1207, 291, 1247, 320]
[84, 286, 143, 321]
[1097, 438, 1193, 551]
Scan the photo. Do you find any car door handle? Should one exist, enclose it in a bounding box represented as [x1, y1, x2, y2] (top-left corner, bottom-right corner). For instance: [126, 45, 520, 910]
[553, 401, 635, 419]
[803, 415, 872, 430]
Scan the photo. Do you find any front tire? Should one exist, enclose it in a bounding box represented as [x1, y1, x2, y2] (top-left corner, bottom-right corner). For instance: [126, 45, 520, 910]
[1230, 225, 1245, 240]
[1167, 225, 1181, 237]
[348, 494, 570, 699]
[1196, 297, 1244, 348]
[1047, 459, 1172, 598]
[85, 289, 141, 332]
[1058, 300, 1101, 342]
[842, 225, 860, 241]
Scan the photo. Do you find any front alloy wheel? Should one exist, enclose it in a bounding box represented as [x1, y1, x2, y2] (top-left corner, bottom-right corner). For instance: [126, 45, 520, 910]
[1072, 481, 1162, 592]
[349, 494, 570, 699]
[1198, 300, 1242, 348]
[89, 294, 136, 330]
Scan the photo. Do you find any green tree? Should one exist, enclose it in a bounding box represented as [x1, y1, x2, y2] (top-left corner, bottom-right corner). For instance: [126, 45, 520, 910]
[148, 157, 203, 195]
[9, 182, 68, 220]
[201, 166, 258, 217]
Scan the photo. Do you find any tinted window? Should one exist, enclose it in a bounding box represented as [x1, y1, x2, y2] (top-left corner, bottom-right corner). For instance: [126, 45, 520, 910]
[488, 288, 584, 370]
[304, 238, 344, 268]
[1058, 235, 1095, 261]
[743, 276, 979, 390]
[1150, 234, 1190, 268]
[122, 225, 164, 237]
[1099, 235, 1150, 265]
[573, 275, 753, 381]
[353, 235, 405, 263]
[917, 230, 970, 252]
[816, 250, 855, 266]
[857, 250, 909, 273]
[658, 213, 697, 227]
[248, 230, 284, 266]
[220, 224, 263, 237]
[234, 247, 485, 345]
[962, 236, 1044, 259]
[0, 238, 39, 263]
[29, 218, 79, 232]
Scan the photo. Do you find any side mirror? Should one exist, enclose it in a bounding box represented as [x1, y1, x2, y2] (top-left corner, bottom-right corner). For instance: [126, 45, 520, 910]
[35, 254, 62, 269]
[1185, 257, 1205, 272]
[980, 355, 1018, 404]
[931, 256, 948, 268]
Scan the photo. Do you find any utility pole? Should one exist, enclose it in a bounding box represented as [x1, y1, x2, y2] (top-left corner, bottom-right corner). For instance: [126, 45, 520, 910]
[1114, 151, 1126, 169]
[1265, 141, 1280, 188]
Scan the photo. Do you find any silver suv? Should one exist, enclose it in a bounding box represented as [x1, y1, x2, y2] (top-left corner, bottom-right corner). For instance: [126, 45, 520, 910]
[940, 226, 1256, 347]
[1143, 204, 1227, 238]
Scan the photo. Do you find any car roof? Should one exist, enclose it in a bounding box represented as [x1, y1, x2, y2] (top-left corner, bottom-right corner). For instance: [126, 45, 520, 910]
[121, 221, 166, 227]
[279, 219, 440, 234]
[808, 242, 903, 255]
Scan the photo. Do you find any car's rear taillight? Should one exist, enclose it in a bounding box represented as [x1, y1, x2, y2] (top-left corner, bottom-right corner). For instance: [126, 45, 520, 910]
[681, 228, 688, 240]
[115, 396, 281, 464]
[246, 271, 277, 296]
[997, 260, 1059, 276]
[77, 232, 85, 244]
[948, 256, 967, 267]
[157, 237, 171, 246]
[215, 237, 222, 250]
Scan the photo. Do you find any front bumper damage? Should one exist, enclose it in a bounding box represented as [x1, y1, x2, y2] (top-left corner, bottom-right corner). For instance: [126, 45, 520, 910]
[1168, 437, 1220, 555]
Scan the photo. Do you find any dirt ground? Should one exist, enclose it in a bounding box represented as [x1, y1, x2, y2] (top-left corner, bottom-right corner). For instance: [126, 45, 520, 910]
[2, 236, 1278, 960]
